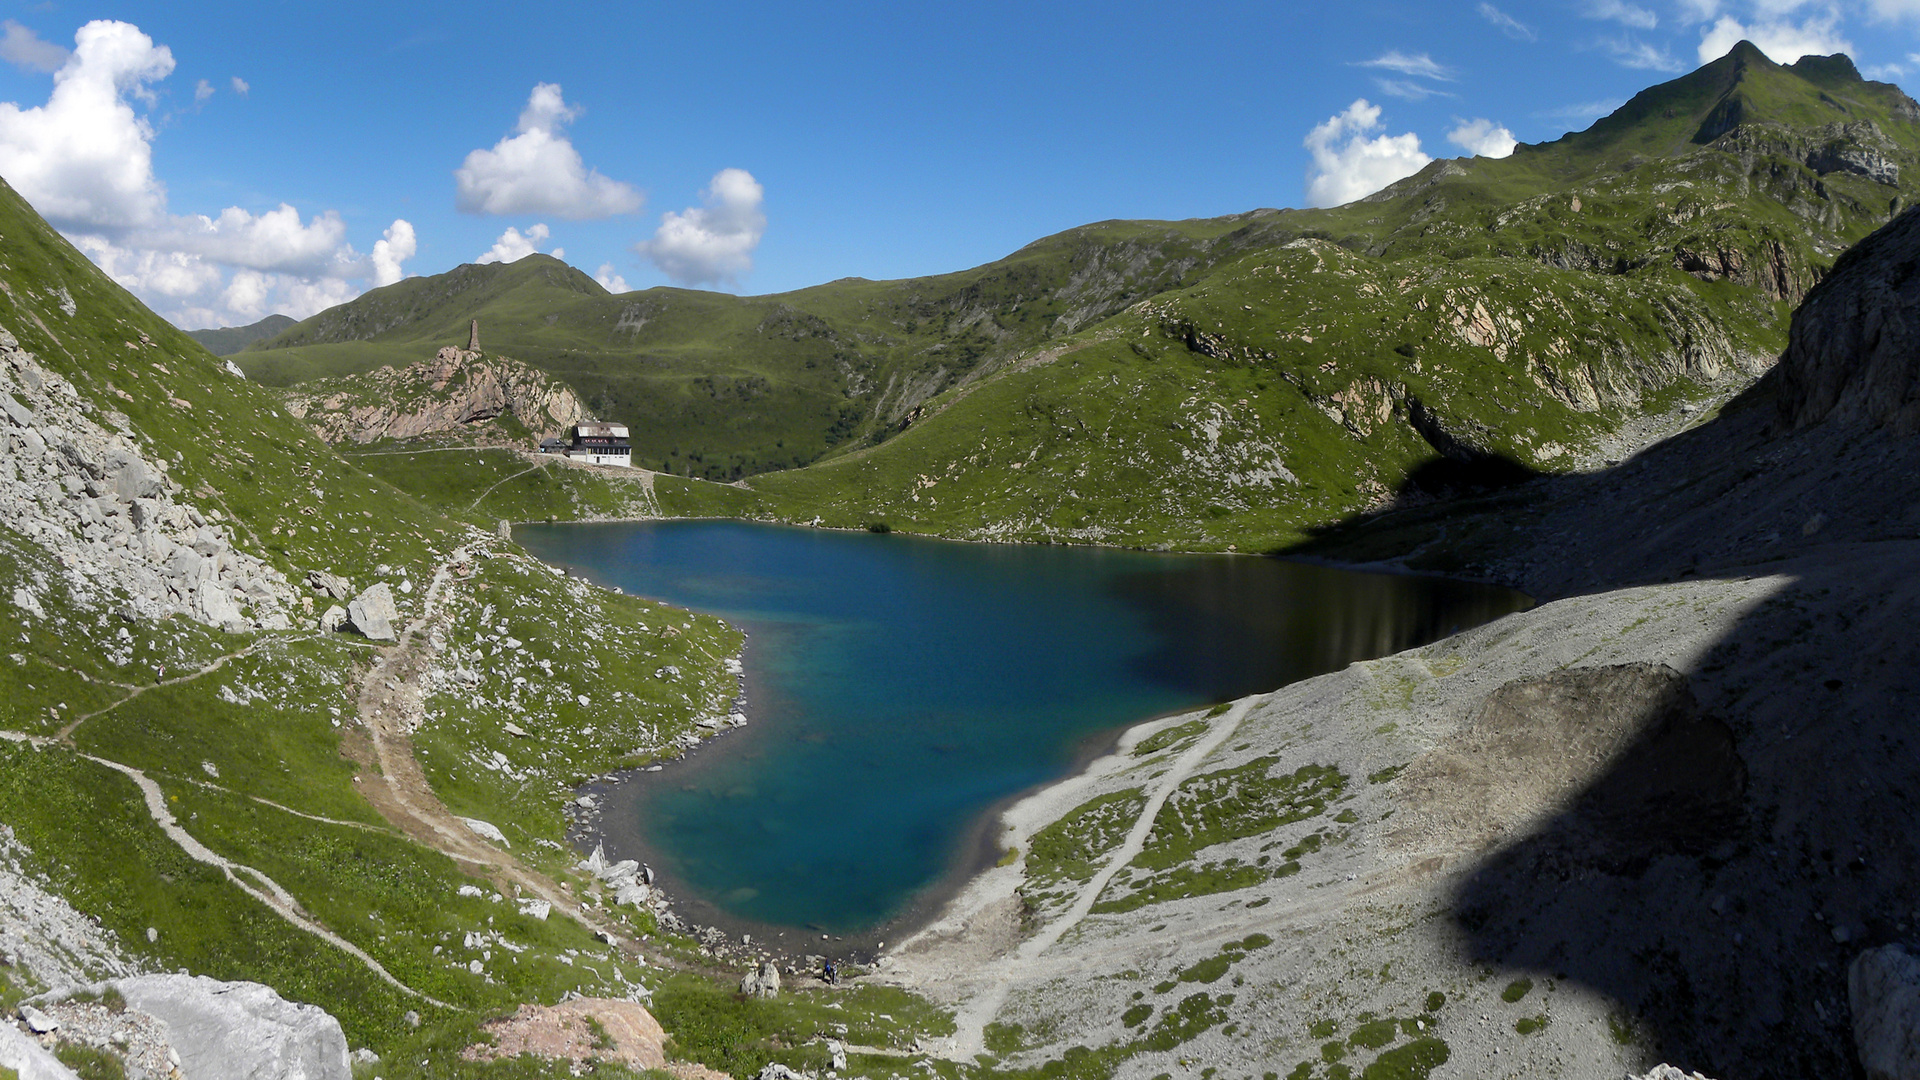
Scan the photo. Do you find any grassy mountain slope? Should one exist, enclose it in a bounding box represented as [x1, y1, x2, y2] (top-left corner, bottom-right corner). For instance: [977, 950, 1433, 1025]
[719, 44, 1920, 548]
[0, 171, 964, 1076]
[265, 46, 1920, 555]
[241, 216, 1303, 480]
[183, 312, 296, 356]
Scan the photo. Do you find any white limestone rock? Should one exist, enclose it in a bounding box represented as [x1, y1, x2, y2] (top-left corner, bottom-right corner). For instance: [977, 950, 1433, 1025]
[346, 582, 397, 641]
[110, 974, 350, 1080]
[1627, 1066, 1718, 1080]
[17, 1004, 57, 1033]
[457, 817, 509, 847]
[1853, 944, 1920, 1080]
[0, 1022, 79, 1079]
[741, 960, 781, 999]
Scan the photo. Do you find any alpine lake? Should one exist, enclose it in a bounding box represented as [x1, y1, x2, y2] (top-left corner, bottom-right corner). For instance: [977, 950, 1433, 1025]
[514, 520, 1529, 953]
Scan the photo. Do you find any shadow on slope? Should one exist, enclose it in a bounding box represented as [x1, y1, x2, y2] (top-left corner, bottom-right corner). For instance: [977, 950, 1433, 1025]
[1438, 544, 1920, 1078]
[1272, 378, 1920, 1077]
[1270, 210, 1920, 1073]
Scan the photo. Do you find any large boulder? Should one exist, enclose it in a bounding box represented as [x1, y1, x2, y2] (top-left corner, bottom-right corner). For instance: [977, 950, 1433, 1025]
[1852, 944, 1920, 1080]
[0, 1022, 78, 1079]
[110, 974, 350, 1080]
[741, 961, 781, 999]
[346, 582, 397, 642]
[1628, 1067, 1718, 1080]
[305, 570, 353, 601]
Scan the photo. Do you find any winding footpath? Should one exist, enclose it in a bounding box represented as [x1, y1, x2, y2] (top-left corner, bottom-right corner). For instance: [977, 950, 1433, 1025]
[939, 695, 1263, 1060]
[345, 542, 640, 950]
[0, 728, 452, 1007]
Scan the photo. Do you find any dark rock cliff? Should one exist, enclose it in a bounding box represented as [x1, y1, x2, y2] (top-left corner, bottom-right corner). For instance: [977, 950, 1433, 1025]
[1780, 206, 1920, 430]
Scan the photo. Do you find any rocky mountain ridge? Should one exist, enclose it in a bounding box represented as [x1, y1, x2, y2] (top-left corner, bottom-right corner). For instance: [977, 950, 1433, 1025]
[281, 344, 590, 445]
[277, 45, 1920, 556]
[1778, 201, 1920, 431]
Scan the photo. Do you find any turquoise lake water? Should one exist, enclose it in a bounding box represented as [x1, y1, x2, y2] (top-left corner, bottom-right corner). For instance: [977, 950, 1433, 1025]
[514, 520, 1528, 944]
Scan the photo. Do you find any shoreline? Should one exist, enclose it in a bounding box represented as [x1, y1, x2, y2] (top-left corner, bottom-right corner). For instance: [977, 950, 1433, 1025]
[570, 697, 1209, 970]
[520, 520, 1527, 974]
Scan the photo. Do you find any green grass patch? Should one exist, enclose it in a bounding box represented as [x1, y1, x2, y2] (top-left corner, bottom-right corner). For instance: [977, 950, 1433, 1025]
[1132, 720, 1207, 758]
[1090, 858, 1270, 914]
[651, 973, 953, 1076]
[1132, 758, 1346, 870]
[1026, 788, 1147, 889]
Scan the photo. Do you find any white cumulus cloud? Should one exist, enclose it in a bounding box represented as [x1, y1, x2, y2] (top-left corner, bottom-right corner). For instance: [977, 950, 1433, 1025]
[1303, 100, 1432, 208]
[636, 168, 766, 287]
[1675, 0, 1722, 23]
[0, 20, 415, 327]
[371, 219, 416, 287]
[476, 223, 562, 265]
[229, 75, 248, 96]
[194, 78, 213, 104]
[1697, 12, 1851, 63]
[0, 21, 69, 73]
[0, 20, 173, 229]
[1448, 118, 1518, 157]
[595, 263, 631, 293]
[455, 83, 644, 219]
[1865, 0, 1920, 19]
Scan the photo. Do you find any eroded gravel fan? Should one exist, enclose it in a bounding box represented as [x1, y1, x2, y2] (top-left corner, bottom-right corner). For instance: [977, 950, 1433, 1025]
[1394, 663, 1747, 869]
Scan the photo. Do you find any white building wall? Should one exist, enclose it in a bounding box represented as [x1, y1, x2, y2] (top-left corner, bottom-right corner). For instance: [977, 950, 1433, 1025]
[574, 452, 631, 467]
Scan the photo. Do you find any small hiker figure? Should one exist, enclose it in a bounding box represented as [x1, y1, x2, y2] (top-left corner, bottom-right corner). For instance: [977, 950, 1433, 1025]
[822, 958, 837, 986]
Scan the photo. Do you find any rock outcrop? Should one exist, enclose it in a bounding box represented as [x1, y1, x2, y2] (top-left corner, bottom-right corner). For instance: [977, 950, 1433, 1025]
[1851, 945, 1920, 1080]
[345, 581, 397, 641]
[0, 1023, 77, 1080]
[740, 960, 781, 999]
[1779, 206, 1920, 431]
[108, 974, 350, 1080]
[0, 326, 292, 633]
[282, 346, 589, 445]
[462, 998, 668, 1071]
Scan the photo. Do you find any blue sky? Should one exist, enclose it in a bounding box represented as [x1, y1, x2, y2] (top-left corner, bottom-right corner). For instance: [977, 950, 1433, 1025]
[0, 0, 1915, 329]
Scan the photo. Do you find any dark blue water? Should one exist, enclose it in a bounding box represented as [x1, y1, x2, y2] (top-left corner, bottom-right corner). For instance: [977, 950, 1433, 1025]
[514, 521, 1527, 941]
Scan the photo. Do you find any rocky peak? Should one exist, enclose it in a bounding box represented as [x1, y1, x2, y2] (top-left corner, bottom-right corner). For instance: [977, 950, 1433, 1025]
[1778, 205, 1920, 431]
[282, 347, 591, 445]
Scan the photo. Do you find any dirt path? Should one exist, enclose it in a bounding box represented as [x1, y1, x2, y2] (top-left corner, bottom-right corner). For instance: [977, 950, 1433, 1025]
[56, 639, 272, 743]
[0, 729, 452, 1006]
[937, 696, 1260, 1060]
[466, 461, 551, 513]
[342, 543, 639, 949]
